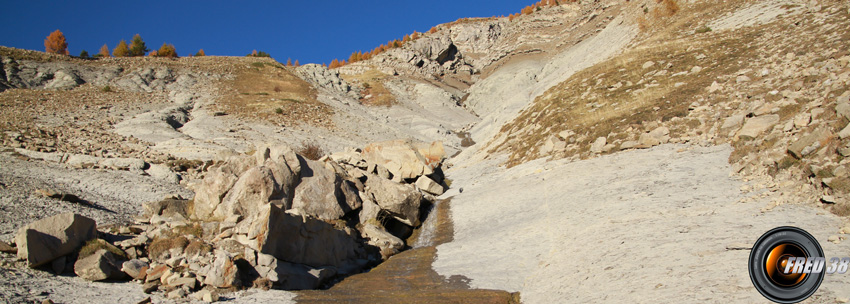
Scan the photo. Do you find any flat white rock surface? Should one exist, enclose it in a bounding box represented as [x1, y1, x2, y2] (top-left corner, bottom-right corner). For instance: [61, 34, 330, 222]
[434, 144, 850, 303]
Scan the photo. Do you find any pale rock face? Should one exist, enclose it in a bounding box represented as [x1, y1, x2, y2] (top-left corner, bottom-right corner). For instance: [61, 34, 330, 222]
[361, 223, 404, 253]
[365, 175, 423, 227]
[362, 140, 445, 180]
[251, 205, 361, 269]
[590, 137, 607, 153]
[415, 175, 445, 196]
[215, 166, 278, 219]
[203, 250, 241, 288]
[15, 213, 97, 267]
[74, 249, 125, 281]
[291, 158, 360, 220]
[736, 114, 780, 140]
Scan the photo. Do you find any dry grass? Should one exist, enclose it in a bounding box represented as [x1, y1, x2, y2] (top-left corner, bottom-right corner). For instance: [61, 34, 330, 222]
[342, 69, 397, 107]
[148, 235, 190, 260]
[496, 30, 757, 166]
[213, 59, 332, 127]
[832, 202, 850, 217]
[492, 0, 783, 167]
[79, 239, 128, 260]
[298, 141, 325, 160]
[184, 239, 213, 257]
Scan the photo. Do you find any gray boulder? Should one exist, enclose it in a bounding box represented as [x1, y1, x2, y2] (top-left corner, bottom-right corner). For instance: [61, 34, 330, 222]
[251, 205, 360, 268]
[203, 250, 241, 288]
[737, 115, 780, 140]
[361, 224, 404, 253]
[292, 159, 361, 220]
[361, 140, 445, 180]
[415, 176, 445, 195]
[44, 70, 83, 90]
[74, 249, 125, 281]
[590, 137, 607, 153]
[15, 213, 97, 267]
[365, 175, 423, 227]
[121, 259, 150, 280]
[216, 166, 278, 219]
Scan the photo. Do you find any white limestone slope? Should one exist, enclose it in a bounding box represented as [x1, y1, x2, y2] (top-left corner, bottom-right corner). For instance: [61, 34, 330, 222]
[434, 144, 850, 303]
[454, 14, 638, 167]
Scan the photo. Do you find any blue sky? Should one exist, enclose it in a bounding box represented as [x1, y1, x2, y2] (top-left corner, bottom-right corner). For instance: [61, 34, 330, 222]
[0, 0, 537, 64]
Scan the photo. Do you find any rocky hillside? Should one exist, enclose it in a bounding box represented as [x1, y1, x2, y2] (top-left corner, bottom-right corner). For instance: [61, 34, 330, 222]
[2, 0, 850, 303]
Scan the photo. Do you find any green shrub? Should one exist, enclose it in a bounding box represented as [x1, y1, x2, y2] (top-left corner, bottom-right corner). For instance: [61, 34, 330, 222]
[695, 26, 712, 34]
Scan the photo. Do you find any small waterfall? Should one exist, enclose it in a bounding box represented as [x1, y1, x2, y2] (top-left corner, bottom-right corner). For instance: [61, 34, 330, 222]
[412, 199, 441, 248]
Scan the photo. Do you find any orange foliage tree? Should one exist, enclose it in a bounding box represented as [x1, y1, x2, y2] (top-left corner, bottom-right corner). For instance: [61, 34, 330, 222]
[155, 43, 178, 58]
[44, 30, 69, 55]
[113, 40, 129, 57]
[195, 49, 205, 56]
[98, 44, 110, 57]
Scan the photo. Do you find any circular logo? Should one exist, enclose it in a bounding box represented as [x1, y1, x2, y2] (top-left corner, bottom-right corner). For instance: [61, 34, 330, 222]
[749, 226, 825, 303]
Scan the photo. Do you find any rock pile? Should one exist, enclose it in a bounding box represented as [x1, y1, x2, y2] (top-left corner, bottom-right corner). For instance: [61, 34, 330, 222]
[3, 140, 447, 301]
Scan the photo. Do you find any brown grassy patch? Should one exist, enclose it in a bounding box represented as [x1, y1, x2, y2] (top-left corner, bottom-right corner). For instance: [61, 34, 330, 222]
[832, 203, 850, 217]
[298, 141, 325, 160]
[213, 59, 332, 127]
[184, 240, 213, 257]
[495, 27, 758, 166]
[148, 235, 190, 260]
[341, 69, 397, 107]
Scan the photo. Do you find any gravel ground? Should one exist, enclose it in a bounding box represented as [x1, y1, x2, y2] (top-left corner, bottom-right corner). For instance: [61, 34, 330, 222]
[0, 152, 193, 240]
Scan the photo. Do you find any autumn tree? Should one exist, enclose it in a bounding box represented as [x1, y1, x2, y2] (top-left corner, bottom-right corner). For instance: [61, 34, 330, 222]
[195, 49, 205, 56]
[113, 40, 129, 57]
[329, 59, 340, 69]
[128, 34, 149, 56]
[79, 50, 89, 58]
[156, 43, 178, 58]
[428, 27, 438, 34]
[44, 30, 69, 55]
[97, 44, 110, 58]
[294, 60, 300, 67]
[247, 50, 271, 57]
[286, 58, 293, 66]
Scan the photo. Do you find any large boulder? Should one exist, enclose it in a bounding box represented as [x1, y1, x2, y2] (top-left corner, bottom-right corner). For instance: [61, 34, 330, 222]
[121, 259, 150, 280]
[74, 249, 125, 281]
[365, 176, 423, 227]
[251, 205, 360, 268]
[193, 145, 301, 220]
[361, 140, 445, 180]
[736, 115, 780, 140]
[15, 213, 97, 267]
[203, 250, 242, 288]
[415, 176, 445, 196]
[291, 159, 361, 220]
[361, 224, 404, 253]
[256, 144, 302, 201]
[215, 166, 278, 219]
[788, 129, 832, 159]
[192, 155, 254, 219]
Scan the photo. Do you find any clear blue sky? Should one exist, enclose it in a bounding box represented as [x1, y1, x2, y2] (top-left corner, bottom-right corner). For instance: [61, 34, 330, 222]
[0, 0, 537, 64]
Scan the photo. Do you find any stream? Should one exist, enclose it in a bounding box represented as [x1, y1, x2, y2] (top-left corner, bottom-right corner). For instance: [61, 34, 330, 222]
[294, 198, 520, 303]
